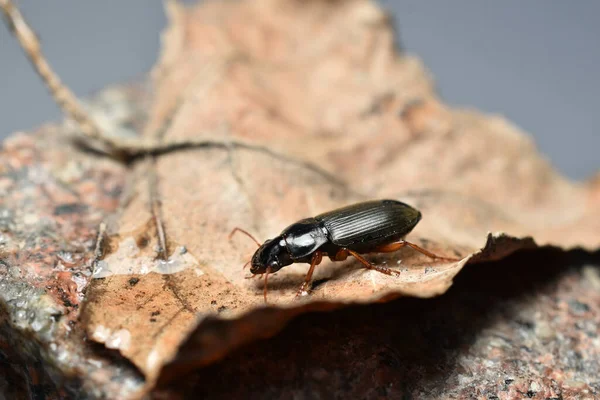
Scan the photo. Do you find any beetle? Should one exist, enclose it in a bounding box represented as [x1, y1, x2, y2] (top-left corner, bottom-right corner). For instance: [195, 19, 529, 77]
[230, 199, 458, 302]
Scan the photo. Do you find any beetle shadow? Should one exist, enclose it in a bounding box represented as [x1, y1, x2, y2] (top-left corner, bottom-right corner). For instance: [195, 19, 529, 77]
[155, 248, 600, 398]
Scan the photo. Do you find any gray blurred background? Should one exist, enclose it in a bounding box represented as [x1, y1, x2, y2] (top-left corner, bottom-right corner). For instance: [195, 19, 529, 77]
[1, 1, 598, 180]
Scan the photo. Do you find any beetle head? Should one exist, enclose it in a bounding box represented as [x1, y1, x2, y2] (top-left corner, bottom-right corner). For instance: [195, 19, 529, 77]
[250, 236, 292, 274]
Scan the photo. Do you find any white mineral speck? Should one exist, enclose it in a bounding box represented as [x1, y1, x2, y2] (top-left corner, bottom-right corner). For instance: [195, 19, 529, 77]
[31, 318, 45, 332]
[529, 381, 541, 392]
[23, 214, 39, 225]
[57, 251, 74, 264]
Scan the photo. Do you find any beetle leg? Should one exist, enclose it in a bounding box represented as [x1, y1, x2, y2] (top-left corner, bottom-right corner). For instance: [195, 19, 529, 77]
[374, 240, 459, 262]
[263, 268, 272, 303]
[295, 251, 323, 298]
[347, 249, 402, 277]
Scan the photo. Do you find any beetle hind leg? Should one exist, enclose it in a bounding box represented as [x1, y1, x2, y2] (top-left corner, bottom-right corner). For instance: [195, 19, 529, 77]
[375, 240, 459, 262]
[332, 248, 402, 276]
[347, 249, 402, 277]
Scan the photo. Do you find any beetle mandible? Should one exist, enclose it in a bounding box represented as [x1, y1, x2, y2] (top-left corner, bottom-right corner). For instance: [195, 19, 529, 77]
[230, 199, 459, 302]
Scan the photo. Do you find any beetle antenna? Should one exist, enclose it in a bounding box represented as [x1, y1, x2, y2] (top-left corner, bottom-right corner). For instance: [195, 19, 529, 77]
[229, 227, 261, 247]
[242, 260, 251, 270]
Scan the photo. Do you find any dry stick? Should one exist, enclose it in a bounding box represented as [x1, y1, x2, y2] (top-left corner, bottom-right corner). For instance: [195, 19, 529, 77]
[0, 1, 174, 264]
[0, 0, 189, 157]
[147, 157, 169, 260]
[0, 1, 231, 156]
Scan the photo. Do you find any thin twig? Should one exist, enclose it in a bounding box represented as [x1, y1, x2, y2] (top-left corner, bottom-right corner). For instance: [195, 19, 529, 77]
[147, 157, 168, 260]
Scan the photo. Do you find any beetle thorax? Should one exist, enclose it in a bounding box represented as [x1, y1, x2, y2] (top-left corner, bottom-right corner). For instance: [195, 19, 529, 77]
[281, 218, 328, 260]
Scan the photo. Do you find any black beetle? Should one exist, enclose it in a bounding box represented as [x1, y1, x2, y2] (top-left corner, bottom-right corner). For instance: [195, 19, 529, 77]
[230, 199, 458, 301]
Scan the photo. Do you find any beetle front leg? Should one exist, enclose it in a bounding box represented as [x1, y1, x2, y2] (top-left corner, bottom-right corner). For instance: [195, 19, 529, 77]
[295, 251, 323, 298]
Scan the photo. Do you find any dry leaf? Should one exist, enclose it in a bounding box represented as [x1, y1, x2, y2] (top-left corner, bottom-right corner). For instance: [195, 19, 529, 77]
[2, 0, 597, 397]
[72, 0, 600, 390]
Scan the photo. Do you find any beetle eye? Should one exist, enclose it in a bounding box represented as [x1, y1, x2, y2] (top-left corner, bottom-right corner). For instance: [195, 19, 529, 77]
[269, 260, 279, 269]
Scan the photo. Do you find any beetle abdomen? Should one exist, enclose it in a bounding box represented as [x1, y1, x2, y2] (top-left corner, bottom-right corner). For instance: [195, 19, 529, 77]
[315, 200, 421, 249]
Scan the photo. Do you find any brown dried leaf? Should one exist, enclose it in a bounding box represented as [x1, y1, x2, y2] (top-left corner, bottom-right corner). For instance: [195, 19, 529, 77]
[78, 0, 599, 389]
